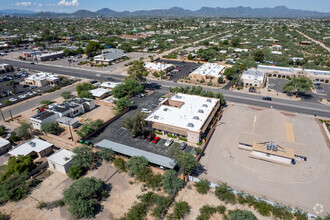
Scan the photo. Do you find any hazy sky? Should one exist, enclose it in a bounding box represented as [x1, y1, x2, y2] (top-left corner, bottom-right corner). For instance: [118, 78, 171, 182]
[2, 0, 330, 13]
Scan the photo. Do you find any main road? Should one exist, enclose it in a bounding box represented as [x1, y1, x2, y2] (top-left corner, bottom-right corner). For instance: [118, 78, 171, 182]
[1, 58, 330, 119]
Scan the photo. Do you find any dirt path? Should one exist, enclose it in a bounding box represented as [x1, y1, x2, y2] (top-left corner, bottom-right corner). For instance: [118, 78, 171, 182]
[296, 30, 330, 52]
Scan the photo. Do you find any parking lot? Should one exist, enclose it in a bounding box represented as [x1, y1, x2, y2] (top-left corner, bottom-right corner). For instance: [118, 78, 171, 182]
[89, 90, 193, 157]
[157, 59, 202, 82]
[268, 78, 330, 103]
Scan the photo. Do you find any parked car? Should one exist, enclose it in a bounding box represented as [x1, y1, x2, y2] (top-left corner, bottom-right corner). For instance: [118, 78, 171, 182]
[176, 68, 181, 71]
[180, 142, 187, 150]
[136, 93, 145, 98]
[249, 88, 257, 93]
[262, 97, 272, 101]
[159, 97, 166, 102]
[9, 98, 17, 102]
[107, 77, 115, 81]
[146, 133, 156, 141]
[164, 138, 174, 147]
[18, 94, 26, 99]
[152, 136, 161, 144]
[141, 108, 152, 114]
[29, 85, 37, 89]
[26, 92, 33, 96]
[30, 62, 35, 65]
[96, 73, 102, 77]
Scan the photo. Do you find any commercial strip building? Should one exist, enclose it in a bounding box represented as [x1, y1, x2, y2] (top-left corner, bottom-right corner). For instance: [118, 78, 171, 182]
[241, 69, 266, 87]
[24, 72, 60, 87]
[30, 98, 95, 130]
[94, 49, 126, 64]
[96, 139, 177, 169]
[144, 62, 176, 73]
[189, 63, 228, 82]
[9, 138, 53, 159]
[38, 51, 64, 61]
[23, 50, 42, 58]
[145, 93, 220, 143]
[47, 149, 75, 174]
[257, 65, 330, 82]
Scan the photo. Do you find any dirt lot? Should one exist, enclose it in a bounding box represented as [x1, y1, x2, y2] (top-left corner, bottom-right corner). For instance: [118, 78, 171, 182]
[199, 104, 330, 215]
[170, 182, 270, 220]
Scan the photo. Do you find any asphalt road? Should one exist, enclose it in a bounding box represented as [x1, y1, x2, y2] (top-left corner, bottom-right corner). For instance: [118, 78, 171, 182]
[1, 58, 330, 119]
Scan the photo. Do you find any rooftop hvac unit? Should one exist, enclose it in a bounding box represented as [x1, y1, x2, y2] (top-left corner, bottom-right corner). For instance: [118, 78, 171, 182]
[206, 99, 211, 102]
[198, 109, 204, 113]
[193, 116, 199, 120]
[202, 104, 208, 107]
[176, 95, 182, 99]
[64, 157, 70, 161]
[164, 108, 169, 111]
[28, 141, 36, 147]
[187, 123, 194, 127]
[154, 115, 159, 119]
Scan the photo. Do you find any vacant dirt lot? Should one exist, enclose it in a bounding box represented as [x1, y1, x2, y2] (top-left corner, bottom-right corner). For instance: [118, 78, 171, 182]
[199, 104, 330, 215]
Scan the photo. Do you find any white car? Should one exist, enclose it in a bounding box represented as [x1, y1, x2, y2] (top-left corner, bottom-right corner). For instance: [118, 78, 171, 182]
[18, 95, 26, 99]
[164, 138, 174, 147]
[26, 92, 33, 96]
[0, 103, 2, 106]
[96, 73, 102, 77]
[141, 108, 152, 114]
[9, 98, 17, 102]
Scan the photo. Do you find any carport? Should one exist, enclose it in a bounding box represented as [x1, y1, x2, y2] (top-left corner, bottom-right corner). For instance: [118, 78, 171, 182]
[96, 139, 177, 169]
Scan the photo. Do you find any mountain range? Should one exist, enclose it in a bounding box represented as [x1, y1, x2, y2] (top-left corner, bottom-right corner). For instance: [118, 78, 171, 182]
[0, 6, 329, 18]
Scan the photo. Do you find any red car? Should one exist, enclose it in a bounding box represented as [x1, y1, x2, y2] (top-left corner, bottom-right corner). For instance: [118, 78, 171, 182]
[176, 68, 181, 71]
[146, 133, 156, 141]
[152, 136, 161, 144]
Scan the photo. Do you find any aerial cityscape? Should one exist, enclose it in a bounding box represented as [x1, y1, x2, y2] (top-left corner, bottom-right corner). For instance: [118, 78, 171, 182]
[0, 0, 329, 219]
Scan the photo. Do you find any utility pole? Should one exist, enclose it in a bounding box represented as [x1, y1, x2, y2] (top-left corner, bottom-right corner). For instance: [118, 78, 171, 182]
[9, 110, 13, 120]
[0, 108, 5, 122]
[68, 119, 76, 146]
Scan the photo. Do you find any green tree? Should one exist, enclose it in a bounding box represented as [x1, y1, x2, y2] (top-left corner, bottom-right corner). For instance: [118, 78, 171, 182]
[282, 76, 314, 96]
[41, 122, 61, 135]
[224, 66, 238, 80]
[124, 79, 144, 95]
[122, 112, 147, 136]
[78, 90, 93, 99]
[215, 183, 237, 204]
[76, 119, 103, 137]
[126, 156, 148, 176]
[114, 96, 132, 113]
[68, 166, 85, 180]
[1, 155, 35, 181]
[11, 38, 21, 46]
[126, 61, 149, 83]
[76, 82, 96, 96]
[161, 170, 184, 194]
[0, 125, 6, 136]
[72, 146, 94, 168]
[85, 41, 101, 57]
[168, 201, 190, 220]
[175, 151, 199, 176]
[0, 173, 30, 202]
[230, 209, 257, 220]
[187, 54, 193, 60]
[97, 148, 115, 162]
[218, 76, 224, 84]
[231, 38, 240, 47]
[13, 122, 32, 140]
[194, 179, 210, 194]
[253, 50, 264, 62]
[114, 157, 126, 172]
[61, 91, 72, 99]
[63, 177, 106, 218]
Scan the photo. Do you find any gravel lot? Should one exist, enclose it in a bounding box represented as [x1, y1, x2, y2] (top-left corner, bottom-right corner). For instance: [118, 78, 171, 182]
[199, 104, 330, 215]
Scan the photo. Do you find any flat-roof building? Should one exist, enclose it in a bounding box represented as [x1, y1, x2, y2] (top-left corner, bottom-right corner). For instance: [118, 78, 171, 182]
[9, 138, 53, 158]
[0, 138, 11, 156]
[144, 62, 175, 73]
[38, 51, 64, 61]
[30, 111, 59, 130]
[257, 65, 330, 82]
[145, 93, 220, 143]
[24, 72, 60, 87]
[48, 149, 75, 174]
[241, 69, 266, 87]
[89, 88, 111, 99]
[189, 63, 228, 82]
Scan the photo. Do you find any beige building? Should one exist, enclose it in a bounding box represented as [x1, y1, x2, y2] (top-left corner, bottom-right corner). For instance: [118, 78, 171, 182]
[24, 72, 60, 87]
[241, 69, 266, 87]
[189, 63, 228, 83]
[144, 62, 175, 73]
[145, 93, 220, 143]
[257, 65, 330, 82]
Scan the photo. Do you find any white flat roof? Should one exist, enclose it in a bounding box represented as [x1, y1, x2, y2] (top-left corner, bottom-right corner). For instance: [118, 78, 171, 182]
[9, 138, 53, 157]
[190, 63, 228, 78]
[25, 72, 59, 81]
[0, 138, 10, 148]
[241, 69, 265, 81]
[89, 88, 110, 97]
[144, 62, 174, 71]
[47, 149, 75, 166]
[100, 81, 121, 89]
[145, 93, 218, 132]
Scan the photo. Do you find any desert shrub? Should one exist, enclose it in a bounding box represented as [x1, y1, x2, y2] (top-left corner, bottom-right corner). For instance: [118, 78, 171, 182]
[197, 205, 217, 220]
[217, 205, 226, 214]
[194, 179, 210, 194]
[97, 148, 115, 162]
[67, 166, 85, 180]
[168, 201, 190, 220]
[294, 209, 308, 220]
[215, 183, 236, 204]
[229, 209, 257, 220]
[254, 200, 272, 216]
[114, 158, 126, 172]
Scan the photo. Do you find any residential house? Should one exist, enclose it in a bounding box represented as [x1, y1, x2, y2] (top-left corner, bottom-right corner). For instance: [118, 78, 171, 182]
[9, 138, 53, 159]
[47, 149, 75, 174]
